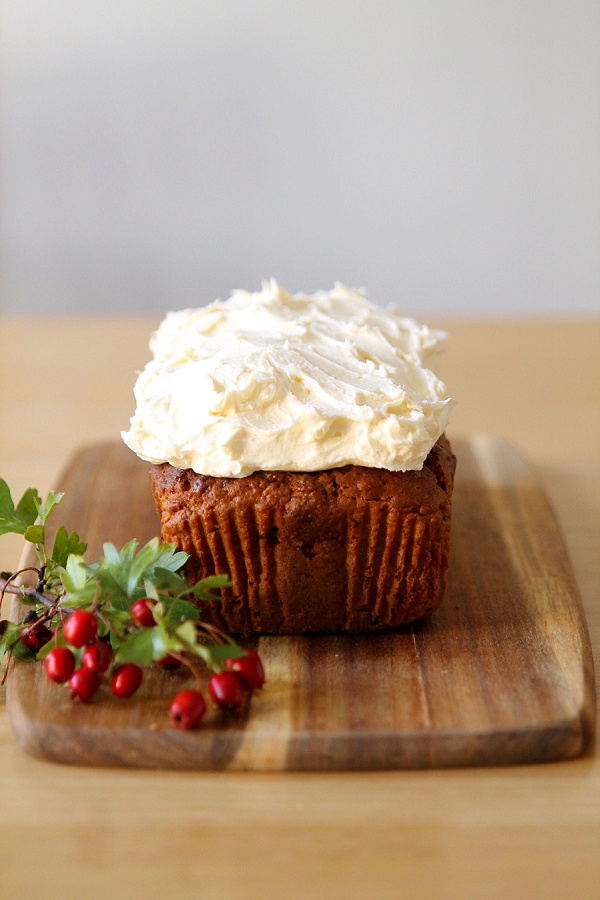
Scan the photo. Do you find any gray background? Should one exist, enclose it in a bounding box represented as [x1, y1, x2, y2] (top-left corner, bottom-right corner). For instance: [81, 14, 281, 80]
[1, 1, 598, 316]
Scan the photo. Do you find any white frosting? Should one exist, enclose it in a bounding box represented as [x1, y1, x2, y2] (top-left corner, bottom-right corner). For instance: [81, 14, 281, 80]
[122, 280, 453, 477]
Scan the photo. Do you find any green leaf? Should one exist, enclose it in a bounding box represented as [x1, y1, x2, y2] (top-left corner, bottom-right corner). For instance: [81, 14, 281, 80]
[100, 540, 138, 596]
[194, 573, 231, 590]
[34, 490, 64, 525]
[0, 479, 26, 536]
[125, 538, 187, 597]
[149, 569, 230, 604]
[114, 627, 154, 664]
[10, 641, 37, 662]
[91, 538, 187, 602]
[15, 487, 41, 530]
[149, 607, 190, 658]
[102, 541, 123, 569]
[24, 524, 45, 545]
[126, 537, 163, 596]
[0, 621, 23, 659]
[50, 526, 87, 568]
[150, 627, 177, 659]
[59, 555, 90, 593]
[61, 581, 98, 607]
[162, 595, 200, 624]
[148, 567, 194, 600]
[105, 539, 138, 567]
[174, 620, 200, 652]
[18, 589, 41, 607]
[143, 578, 160, 601]
[147, 543, 188, 574]
[189, 573, 231, 603]
[94, 568, 130, 610]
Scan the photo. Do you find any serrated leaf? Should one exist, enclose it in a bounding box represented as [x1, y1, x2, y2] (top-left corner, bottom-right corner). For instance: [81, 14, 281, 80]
[151, 627, 177, 659]
[114, 627, 154, 664]
[195, 574, 231, 589]
[15, 487, 41, 530]
[0, 621, 23, 659]
[143, 579, 160, 601]
[61, 581, 98, 607]
[123, 539, 188, 597]
[147, 543, 188, 574]
[10, 641, 37, 662]
[151, 567, 192, 599]
[174, 619, 199, 651]
[19, 598, 39, 607]
[102, 541, 122, 568]
[149, 599, 165, 624]
[125, 537, 163, 596]
[106, 539, 138, 567]
[0, 479, 14, 513]
[0, 479, 26, 535]
[51, 526, 87, 568]
[100, 544, 128, 593]
[34, 490, 64, 525]
[189, 573, 231, 603]
[100, 540, 139, 595]
[149, 605, 190, 658]
[162, 595, 200, 623]
[24, 524, 45, 545]
[94, 568, 130, 610]
[59, 555, 90, 593]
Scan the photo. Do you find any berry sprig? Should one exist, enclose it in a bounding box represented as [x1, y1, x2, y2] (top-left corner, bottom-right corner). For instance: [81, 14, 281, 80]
[0, 478, 264, 728]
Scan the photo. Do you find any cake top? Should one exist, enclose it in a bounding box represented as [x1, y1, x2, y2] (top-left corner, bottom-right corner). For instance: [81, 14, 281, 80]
[122, 280, 453, 477]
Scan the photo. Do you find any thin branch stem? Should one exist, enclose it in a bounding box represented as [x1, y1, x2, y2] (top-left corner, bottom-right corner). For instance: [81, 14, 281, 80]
[197, 620, 237, 646]
[1, 652, 14, 686]
[175, 652, 204, 692]
[0, 568, 42, 615]
[96, 609, 118, 637]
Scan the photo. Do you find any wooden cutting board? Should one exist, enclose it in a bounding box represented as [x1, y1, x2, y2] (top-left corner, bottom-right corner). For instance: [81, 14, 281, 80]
[6, 437, 595, 770]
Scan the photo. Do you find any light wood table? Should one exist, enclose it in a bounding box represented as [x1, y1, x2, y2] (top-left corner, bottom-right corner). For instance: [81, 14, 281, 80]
[1, 317, 598, 899]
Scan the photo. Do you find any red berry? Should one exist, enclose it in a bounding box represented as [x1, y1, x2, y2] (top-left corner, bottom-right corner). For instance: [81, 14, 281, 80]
[82, 641, 112, 674]
[157, 652, 182, 670]
[208, 671, 244, 710]
[63, 609, 97, 648]
[20, 622, 53, 652]
[225, 648, 265, 691]
[111, 663, 143, 698]
[44, 647, 76, 683]
[69, 667, 100, 701]
[131, 598, 156, 628]
[170, 689, 206, 729]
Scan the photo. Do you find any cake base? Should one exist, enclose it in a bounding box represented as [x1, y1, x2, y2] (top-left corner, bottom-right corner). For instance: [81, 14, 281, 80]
[149, 437, 456, 635]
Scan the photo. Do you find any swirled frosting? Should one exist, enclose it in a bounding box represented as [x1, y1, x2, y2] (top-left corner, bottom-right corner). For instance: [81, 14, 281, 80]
[122, 280, 453, 477]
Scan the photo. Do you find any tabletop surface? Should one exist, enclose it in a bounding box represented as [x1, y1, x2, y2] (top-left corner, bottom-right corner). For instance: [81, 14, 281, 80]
[0, 316, 598, 900]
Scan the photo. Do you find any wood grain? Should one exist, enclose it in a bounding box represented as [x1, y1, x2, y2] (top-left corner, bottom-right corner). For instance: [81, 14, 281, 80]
[6, 437, 595, 769]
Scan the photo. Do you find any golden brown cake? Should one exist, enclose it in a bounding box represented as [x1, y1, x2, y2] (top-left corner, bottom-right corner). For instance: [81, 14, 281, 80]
[149, 435, 455, 634]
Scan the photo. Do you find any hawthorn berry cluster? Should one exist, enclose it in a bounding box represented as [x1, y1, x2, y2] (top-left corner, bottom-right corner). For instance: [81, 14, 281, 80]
[40, 600, 264, 726]
[0, 479, 265, 729]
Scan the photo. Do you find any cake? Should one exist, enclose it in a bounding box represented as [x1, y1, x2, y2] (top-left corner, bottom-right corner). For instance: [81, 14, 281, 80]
[122, 281, 455, 634]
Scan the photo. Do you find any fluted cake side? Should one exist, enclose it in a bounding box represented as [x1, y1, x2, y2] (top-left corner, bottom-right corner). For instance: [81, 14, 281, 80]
[149, 435, 456, 635]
